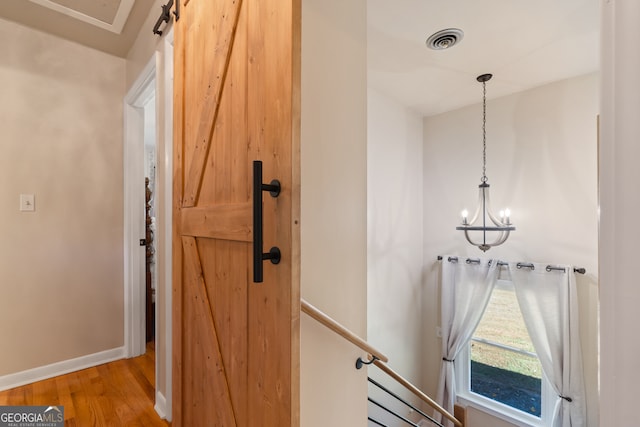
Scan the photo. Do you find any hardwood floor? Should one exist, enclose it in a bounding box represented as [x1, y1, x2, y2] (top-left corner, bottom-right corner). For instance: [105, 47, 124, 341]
[0, 342, 170, 426]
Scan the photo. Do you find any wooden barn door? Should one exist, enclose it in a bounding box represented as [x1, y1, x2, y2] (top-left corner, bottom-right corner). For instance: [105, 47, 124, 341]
[172, 0, 300, 425]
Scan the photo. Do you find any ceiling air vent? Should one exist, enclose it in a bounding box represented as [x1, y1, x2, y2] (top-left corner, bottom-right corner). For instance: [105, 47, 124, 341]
[426, 28, 464, 50]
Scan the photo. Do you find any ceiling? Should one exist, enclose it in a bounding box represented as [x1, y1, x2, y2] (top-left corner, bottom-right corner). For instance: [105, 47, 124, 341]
[0, 0, 157, 57]
[368, 0, 600, 117]
[0, 0, 599, 114]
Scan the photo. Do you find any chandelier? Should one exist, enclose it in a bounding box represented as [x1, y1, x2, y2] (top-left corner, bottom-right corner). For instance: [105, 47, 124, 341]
[456, 73, 515, 252]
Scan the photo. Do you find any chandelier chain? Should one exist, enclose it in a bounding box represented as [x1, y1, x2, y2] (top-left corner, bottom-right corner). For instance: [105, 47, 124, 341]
[481, 80, 487, 183]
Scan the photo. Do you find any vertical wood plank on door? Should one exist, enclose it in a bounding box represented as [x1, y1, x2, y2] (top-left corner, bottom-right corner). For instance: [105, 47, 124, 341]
[195, 1, 250, 423]
[246, 0, 298, 424]
[171, 1, 185, 422]
[290, 0, 302, 424]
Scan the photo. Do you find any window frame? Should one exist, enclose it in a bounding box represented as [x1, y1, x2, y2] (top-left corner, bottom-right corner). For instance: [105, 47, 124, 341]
[454, 280, 557, 427]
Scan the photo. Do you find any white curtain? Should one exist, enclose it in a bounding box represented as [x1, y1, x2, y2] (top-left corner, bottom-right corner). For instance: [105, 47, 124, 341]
[436, 257, 498, 425]
[509, 262, 586, 427]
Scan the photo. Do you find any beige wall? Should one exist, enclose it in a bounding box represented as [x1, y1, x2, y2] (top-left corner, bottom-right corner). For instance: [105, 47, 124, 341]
[599, 1, 640, 425]
[421, 74, 599, 426]
[0, 17, 125, 375]
[300, 0, 368, 425]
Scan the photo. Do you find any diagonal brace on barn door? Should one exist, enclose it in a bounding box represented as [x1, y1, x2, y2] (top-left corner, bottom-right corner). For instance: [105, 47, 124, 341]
[181, 236, 239, 426]
[182, 0, 245, 208]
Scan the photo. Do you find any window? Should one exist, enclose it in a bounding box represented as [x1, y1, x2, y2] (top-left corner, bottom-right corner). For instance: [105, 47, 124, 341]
[456, 279, 554, 426]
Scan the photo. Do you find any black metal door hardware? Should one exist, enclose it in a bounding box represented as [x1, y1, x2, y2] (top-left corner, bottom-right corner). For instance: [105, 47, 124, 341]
[253, 160, 281, 283]
[153, 0, 178, 36]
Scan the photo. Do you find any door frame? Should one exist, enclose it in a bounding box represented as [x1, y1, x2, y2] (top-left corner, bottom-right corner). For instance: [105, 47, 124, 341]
[124, 53, 156, 359]
[123, 30, 174, 420]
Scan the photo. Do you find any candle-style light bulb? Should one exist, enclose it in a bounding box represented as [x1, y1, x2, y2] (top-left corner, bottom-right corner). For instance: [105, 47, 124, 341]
[504, 208, 511, 224]
[461, 209, 469, 225]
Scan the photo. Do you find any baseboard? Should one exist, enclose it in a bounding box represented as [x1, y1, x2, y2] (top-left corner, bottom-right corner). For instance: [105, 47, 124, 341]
[0, 347, 125, 392]
[155, 391, 169, 420]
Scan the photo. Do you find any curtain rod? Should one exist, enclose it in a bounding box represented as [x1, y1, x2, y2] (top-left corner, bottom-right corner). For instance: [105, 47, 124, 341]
[436, 255, 586, 275]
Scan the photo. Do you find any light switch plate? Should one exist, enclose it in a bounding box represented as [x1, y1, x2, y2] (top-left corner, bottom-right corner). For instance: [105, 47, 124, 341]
[20, 194, 35, 212]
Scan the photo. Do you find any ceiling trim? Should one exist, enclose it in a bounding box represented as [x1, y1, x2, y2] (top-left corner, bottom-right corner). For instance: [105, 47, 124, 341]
[27, 0, 134, 34]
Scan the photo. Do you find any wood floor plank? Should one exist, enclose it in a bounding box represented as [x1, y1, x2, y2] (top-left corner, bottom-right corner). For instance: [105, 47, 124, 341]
[0, 342, 169, 426]
[55, 375, 74, 420]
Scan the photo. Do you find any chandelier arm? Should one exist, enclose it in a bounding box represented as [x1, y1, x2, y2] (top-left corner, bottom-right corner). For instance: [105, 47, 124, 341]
[482, 192, 507, 226]
[480, 184, 507, 227]
[467, 197, 482, 225]
[495, 230, 510, 245]
[465, 184, 506, 227]
[488, 230, 509, 247]
[463, 229, 485, 248]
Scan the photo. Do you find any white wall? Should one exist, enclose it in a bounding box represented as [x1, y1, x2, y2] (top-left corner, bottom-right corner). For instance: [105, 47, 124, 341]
[300, 0, 368, 425]
[421, 74, 599, 426]
[0, 17, 126, 376]
[599, 1, 640, 425]
[367, 88, 425, 424]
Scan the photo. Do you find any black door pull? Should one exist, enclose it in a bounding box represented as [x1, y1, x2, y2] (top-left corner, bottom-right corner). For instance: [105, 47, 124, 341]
[253, 160, 281, 283]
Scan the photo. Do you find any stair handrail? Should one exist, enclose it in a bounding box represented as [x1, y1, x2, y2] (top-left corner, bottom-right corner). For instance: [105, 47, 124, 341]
[301, 298, 389, 363]
[301, 298, 463, 427]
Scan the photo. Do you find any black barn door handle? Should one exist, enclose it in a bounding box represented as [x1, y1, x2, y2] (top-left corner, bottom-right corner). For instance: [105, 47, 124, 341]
[253, 160, 281, 283]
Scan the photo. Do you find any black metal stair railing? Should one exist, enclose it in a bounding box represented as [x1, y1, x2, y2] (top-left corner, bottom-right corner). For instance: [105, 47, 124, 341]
[366, 376, 443, 427]
[357, 356, 463, 427]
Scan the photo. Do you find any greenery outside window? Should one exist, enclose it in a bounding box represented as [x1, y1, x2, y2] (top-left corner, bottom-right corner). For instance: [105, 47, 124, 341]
[455, 279, 555, 427]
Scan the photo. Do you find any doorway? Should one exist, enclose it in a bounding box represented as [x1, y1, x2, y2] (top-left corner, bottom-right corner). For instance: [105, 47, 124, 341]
[124, 56, 157, 358]
[143, 95, 157, 344]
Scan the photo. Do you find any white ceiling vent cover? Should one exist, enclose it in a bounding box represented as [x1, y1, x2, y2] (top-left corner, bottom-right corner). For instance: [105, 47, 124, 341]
[426, 28, 464, 50]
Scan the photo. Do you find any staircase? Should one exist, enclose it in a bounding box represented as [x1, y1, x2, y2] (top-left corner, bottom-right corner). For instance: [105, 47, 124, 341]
[301, 299, 464, 427]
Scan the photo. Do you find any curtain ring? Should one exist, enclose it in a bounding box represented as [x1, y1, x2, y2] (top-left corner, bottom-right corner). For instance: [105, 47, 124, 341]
[516, 262, 535, 270]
